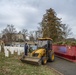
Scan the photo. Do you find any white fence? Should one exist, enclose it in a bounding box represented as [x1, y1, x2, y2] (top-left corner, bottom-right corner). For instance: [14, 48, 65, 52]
[3, 46, 24, 57]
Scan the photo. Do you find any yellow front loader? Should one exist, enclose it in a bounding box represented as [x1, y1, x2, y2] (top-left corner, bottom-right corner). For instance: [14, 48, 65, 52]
[21, 38, 55, 65]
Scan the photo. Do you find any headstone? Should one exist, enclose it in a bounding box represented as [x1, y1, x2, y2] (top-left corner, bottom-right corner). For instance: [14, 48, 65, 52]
[5, 49, 9, 57]
[10, 48, 14, 54]
[14, 47, 18, 52]
[20, 47, 24, 53]
[18, 50, 20, 55]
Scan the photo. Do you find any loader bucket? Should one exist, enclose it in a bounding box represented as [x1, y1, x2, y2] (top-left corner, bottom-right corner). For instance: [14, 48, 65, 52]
[20, 56, 41, 65]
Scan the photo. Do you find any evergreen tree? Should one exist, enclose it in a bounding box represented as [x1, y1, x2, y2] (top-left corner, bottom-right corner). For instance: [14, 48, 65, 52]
[40, 8, 71, 41]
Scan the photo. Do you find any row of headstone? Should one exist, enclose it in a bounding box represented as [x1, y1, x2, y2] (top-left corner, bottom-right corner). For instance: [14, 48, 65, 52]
[4, 46, 24, 57]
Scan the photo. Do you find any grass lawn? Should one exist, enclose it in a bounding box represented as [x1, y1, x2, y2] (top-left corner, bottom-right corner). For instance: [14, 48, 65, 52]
[0, 52, 59, 75]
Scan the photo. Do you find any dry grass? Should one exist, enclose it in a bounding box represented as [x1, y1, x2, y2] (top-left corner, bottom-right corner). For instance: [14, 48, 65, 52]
[0, 52, 59, 75]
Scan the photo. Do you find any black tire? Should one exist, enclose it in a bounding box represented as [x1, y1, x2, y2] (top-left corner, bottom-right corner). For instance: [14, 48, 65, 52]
[42, 57, 47, 65]
[48, 52, 55, 62]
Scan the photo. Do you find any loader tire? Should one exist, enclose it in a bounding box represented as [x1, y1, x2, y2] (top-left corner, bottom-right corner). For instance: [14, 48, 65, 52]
[48, 52, 55, 62]
[42, 57, 47, 65]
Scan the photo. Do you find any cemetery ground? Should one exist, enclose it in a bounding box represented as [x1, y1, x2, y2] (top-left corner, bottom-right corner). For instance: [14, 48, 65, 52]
[0, 52, 60, 75]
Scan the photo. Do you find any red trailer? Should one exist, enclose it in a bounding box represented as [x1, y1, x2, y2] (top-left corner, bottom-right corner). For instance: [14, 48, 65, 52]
[53, 45, 76, 62]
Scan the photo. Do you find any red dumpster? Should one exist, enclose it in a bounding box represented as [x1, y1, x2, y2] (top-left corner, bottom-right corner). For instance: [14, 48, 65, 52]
[53, 45, 76, 62]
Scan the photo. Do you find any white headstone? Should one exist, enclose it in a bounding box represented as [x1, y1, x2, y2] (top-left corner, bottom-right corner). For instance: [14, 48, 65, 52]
[14, 47, 18, 52]
[10, 47, 16, 54]
[20, 47, 24, 53]
[11, 49, 14, 54]
[5, 49, 9, 57]
[18, 50, 20, 55]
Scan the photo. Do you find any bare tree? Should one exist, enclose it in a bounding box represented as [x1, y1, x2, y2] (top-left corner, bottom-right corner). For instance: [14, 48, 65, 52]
[29, 31, 34, 41]
[2, 24, 17, 43]
[22, 29, 28, 41]
[35, 27, 42, 40]
[62, 24, 72, 39]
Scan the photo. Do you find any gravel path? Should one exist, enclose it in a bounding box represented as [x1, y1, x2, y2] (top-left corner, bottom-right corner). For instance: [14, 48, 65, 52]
[47, 57, 76, 75]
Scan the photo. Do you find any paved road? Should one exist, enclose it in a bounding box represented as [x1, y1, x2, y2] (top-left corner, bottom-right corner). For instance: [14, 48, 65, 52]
[47, 57, 76, 75]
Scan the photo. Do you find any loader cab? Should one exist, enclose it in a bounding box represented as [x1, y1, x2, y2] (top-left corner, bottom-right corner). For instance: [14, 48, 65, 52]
[38, 38, 52, 51]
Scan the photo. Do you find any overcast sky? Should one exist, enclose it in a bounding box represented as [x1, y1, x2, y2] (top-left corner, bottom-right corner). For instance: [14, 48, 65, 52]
[0, 0, 76, 38]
